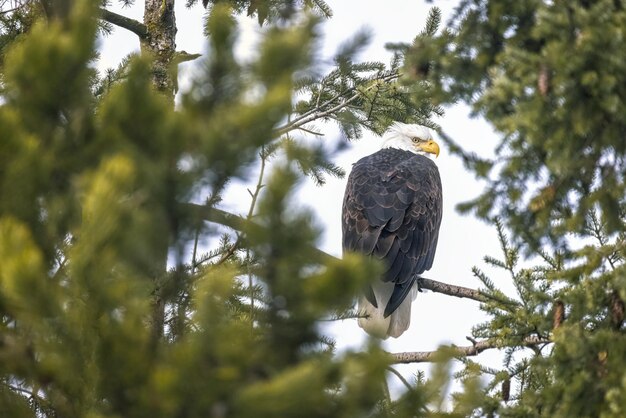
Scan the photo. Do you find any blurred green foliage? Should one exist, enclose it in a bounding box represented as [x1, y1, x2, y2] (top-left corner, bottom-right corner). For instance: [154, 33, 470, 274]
[0, 1, 449, 417]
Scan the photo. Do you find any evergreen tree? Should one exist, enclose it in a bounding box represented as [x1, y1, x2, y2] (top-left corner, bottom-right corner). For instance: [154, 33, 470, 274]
[0, 1, 449, 417]
[4, 0, 624, 416]
[398, 0, 626, 416]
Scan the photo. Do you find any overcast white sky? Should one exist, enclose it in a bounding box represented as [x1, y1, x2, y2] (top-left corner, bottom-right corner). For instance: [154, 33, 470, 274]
[98, 0, 514, 398]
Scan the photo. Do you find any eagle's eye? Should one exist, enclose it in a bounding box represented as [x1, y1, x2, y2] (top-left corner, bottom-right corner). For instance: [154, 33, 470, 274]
[411, 137, 421, 143]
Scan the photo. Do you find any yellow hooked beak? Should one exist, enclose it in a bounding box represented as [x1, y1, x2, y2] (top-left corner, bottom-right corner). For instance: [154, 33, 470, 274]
[417, 139, 440, 158]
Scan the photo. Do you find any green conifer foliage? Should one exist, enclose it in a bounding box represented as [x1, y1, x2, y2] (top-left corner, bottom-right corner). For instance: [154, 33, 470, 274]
[406, 0, 626, 248]
[0, 1, 448, 416]
[399, 1, 626, 416]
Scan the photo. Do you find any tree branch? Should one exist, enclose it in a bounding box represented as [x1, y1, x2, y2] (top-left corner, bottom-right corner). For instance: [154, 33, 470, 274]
[418, 277, 489, 302]
[173, 51, 203, 65]
[184, 204, 545, 364]
[181, 202, 488, 304]
[274, 72, 400, 136]
[390, 336, 551, 364]
[99, 8, 148, 39]
[387, 366, 413, 390]
[0, 6, 20, 15]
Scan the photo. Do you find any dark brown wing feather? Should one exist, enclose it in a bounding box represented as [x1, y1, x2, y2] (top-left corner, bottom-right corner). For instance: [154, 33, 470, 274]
[342, 148, 442, 317]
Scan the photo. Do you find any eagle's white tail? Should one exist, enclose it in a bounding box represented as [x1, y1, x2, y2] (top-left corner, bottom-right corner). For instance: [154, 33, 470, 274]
[357, 281, 418, 339]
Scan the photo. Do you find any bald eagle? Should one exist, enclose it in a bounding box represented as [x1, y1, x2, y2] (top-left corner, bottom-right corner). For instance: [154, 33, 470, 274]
[342, 122, 442, 339]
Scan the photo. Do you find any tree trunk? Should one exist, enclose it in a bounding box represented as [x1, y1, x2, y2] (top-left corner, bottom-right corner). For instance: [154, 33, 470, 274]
[142, 0, 177, 99]
[142, 0, 178, 341]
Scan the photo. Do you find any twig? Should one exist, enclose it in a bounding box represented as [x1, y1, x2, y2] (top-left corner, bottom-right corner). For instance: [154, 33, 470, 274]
[366, 81, 381, 121]
[246, 146, 268, 320]
[191, 250, 223, 270]
[51, 253, 68, 281]
[387, 366, 413, 390]
[317, 309, 364, 321]
[246, 146, 267, 220]
[390, 336, 551, 364]
[191, 228, 200, 273]
[173, 51, 202, 65]
[6, 384, 51, 408]
[296, 125, 325, 136]
[0, 5, 20, 15]
[99, 8, 148, 39]
[214, 237, 241, 266]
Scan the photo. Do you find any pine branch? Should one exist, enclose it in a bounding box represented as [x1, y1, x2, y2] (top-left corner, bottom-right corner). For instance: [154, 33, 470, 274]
[306, 0, 333, 18]
[182, 202, 488, 304]
[390, 336, 551, 364]
[318, 309, 363, 321]
[274, 72, 400, 135]
[99, 7, 148, 39]
[421, 7, 441, 36]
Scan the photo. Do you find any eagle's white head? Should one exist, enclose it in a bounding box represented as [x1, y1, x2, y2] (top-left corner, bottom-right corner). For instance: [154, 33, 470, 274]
[381, 122, 440, 158]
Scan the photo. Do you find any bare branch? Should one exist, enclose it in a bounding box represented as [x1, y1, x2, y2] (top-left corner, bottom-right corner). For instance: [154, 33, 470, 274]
[0, 6, 20, 15]
[418, 277, 488, 302]
[173, 51, 202, 65]
[1, 0, 34, 15]
[390, 336, 551, 364]
[6, 383, 52, 411]
[387, 366, 412, 390]
[99, 8, 148, 39]
[245, 146, 269, 320]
